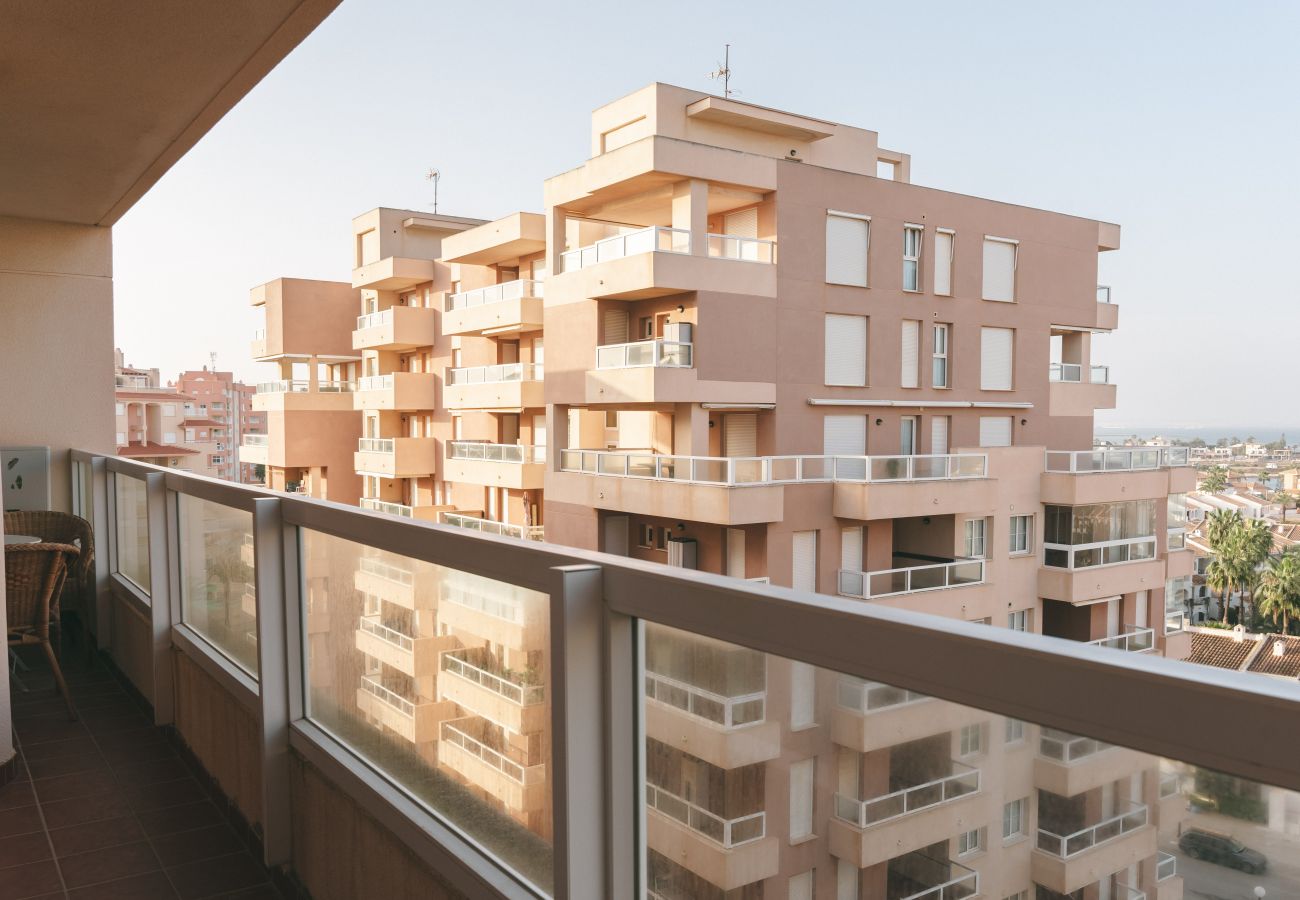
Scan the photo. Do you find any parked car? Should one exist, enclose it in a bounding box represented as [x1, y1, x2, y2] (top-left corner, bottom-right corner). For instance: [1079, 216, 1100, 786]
[1179, 828, 1268, 874]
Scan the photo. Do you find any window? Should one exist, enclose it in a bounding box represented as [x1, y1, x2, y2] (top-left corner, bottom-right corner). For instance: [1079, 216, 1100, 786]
[837, 860, 859, 900]
[791, 662, 815, 729]
[902, 225, 922, 291]
[638, 525, 653, 549]
[789, 758, 815, 841]
[900, 320, 919, 388]
[932, 324, 949, 388]
[114, 432, 125, 445]
[931, 415, 950, 455]
[959, 723, 983, 756]
[1044, 501, 1158, 569]
[656, 527, 668, 552]
[978, 416, 1013, 448]
[789, 871, 814, 900]
[957, 826, 986, 856]
[1009, 515, 1032, 554]
[825, 212, 870, 286]
[980, 326, 1014, 390]
[1008, 609, 1030, 632]
[792, 531, 818, 593]
[162, 403, 176, 416]
[1002, 797, 1028, 841]
[934, 229, 954, 296]
[982, 236, 1017, 302]
[115, 402, 125, 415]
[963, 519, 986, 558]
[1005, 718, 1025, 743]
[824, 314, 868, 386]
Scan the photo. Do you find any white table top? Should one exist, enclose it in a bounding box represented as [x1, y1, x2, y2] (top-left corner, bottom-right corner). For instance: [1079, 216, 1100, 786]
[3, 534, 40, 545]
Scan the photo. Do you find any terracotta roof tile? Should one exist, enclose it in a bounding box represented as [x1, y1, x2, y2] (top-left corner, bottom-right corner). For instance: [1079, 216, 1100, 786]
[1187, 631, 1257, 671]
[1245, 635, 1300, 679]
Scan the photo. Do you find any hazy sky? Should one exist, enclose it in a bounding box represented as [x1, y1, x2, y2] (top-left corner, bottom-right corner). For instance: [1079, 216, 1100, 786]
[113, 0, 1299, 429]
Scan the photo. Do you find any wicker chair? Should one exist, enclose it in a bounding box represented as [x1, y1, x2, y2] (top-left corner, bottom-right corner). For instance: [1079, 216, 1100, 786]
[6, 542, 80, 719]
[3, 511, 94, 651]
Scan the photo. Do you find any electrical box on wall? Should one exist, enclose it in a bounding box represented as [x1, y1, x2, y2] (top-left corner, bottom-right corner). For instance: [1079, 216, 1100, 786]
[667, 536, 698, 570]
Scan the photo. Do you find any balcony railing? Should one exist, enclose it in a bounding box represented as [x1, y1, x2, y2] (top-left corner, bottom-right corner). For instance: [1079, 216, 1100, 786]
[1157, 850, 1177, 881]
[447, 441, 545, 464]
[255, 379, 355, 394]
[1045, 447, 1190, 472]
[1043, 535, 1158, 570]
[359, 615, 414, 652]
[356, 375, 393, 392]
[560, 226, 690, 273]
[644, 783, 765, 849]
[1086, 624, 1156, 654]
[441, 649, 544, 706]
[252, 328, 266, 341]
[445, 362, 543, 386]
[359, 438, 397, 454]
[644, 670, 765, 729]
[242, 434, 269, 447]
[558, 451, 987, 486]
[442, 580, 525, 624]
[705, 233, 776, 263]
[445, 278, 544, 311]
[355, 309, 393, 330]
[1097, 284, 1113, 303]
[895, 856, 978, 900]
[836, 676, 930, 713]
[360, 498, 414, 518]
[594, 339, 693, 370]
[1049, 363, 1111, 384]
[1159, 770, 1180, 799]
[838, 559, 986, 600]
[441, 512, 544, 542]
[1036, 801, 1148, 859]
[358, 556, 414, 585]
[1038, 728, 1114, 764]
[360, 674, 416, 717]
[440, 722, 540, 786]
[833, 762, 980, 828]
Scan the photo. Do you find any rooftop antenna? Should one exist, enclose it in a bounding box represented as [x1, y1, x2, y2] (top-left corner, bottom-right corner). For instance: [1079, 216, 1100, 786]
[425, 168, 441, 214]
[708, 44, 734, 99]
[209, 351, 217, 372]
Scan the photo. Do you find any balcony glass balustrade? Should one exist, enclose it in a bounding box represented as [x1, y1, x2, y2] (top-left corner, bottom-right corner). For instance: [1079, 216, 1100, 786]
[445, 278, 544, 311]
[559, 450, 986, 486]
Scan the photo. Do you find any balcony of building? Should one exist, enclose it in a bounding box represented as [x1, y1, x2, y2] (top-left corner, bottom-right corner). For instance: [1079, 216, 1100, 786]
[354, 436, 438, 478]
[444, 441, 546, 489]
[252, 378, 357, 412]
[237, 432, 269, 466]
[1085, 624, 1156, 654]
[643, 780, 777, 891]
[438, 647, 547, 735]
[442, 279, 545, 337]
[584, 338, 699, 404]
[438, 717, 546, 815]
[353, 372, 438, 411]
[885, 852, 979, 900]
[829, 755, 982, 869]
[1032, 800, 1156, 895]
[832, 677, 989, 754]
[354, 615, 454, 678]
[353, 305, 438, 351]
[442, 511, 545, 542]
[444, 363, 545, 412]
[838, 556, 986, 603]
[355, 674, 452, 745]
[1034, 728, 1153, 797]
[353, 554, 428, 609]
[359, 496, 453, 522]
[249, 277, 362, 361]
[1097, 284, 1120, 330]
[1155, 851, 1182, 900]
[1042, 448, 1194, 506]
[436, 569, 548, 652]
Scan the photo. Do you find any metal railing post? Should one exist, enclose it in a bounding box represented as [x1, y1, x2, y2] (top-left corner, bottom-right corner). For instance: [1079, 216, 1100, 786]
[254, 497, 293, 867]
[89, 456, 112, 650]
[146, 471, 175, 725]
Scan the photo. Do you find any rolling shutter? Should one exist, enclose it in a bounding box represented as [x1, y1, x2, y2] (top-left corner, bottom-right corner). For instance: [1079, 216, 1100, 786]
[824, 415, 866, 479]
[724, 207, 758, 238]
[979, 416, 1013, 447]
[790, 662, 815, 729]
[934, 230, 954, 296]
[980, 327, 1014, 390]
[901, 320, 920, 388]
[982, 237, 1017, 302]
[727, 528, 746, 578]
[792, 530, 817, 592]
[824, 314, 867, 386]
[789, 759, 815, 842]
[603, 308, 629, 344]
[931, 416, 950, 455]
[723, 413, 757, 457]
[826, 214, 869, 286]
[841, 527, 863, 571]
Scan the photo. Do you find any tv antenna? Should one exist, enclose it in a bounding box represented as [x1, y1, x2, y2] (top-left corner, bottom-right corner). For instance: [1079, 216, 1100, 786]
[425, 168, 441, 213]
[708, 44, 734, 99]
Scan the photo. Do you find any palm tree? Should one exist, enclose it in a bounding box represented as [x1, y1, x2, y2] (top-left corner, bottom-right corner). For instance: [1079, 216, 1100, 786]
[1239, 519, 1274, 627]
[1205, 508, 1242, 548]
[1257, 553, 1300, 634]
[1201, 468, 1229, 493]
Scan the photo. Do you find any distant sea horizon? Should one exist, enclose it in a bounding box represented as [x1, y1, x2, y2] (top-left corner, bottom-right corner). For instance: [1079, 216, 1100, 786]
[1095, 426, 1299, 444]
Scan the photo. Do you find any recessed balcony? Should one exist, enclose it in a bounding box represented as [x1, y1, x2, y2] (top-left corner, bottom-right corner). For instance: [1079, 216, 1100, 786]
[444, 441, 546, 490]
[355, 675, 452, 745]
[552, 226, 777, 300]
[442, 279, 544, 337]
[1085, 624, 1155, 654]
[353, 372, 438, 411]
[441, 511, 544, 542]
[644, 782, 777, 891]
[1034, 728, 1153, 796]
[831, 677, 989, 753]
[886, 853, 979, 900]
[443, 363, 544, 412]
[643, 670, 780, 768]
[437, 718, 546, 814]
[1033, 802, 1155, 895]
[354, 436, 437, 478]
[252, 379, 356, 412]
[829, 762, 983, 869]
[838, 558, 986, 602]
[1049, 363, 1116, 416]
[353, 306, 437, 351]
[351, 256, 436, 291]
[438, 647, 546, 734]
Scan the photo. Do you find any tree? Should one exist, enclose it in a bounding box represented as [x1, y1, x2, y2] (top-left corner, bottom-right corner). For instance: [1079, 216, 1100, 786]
[1257, 552, 1300, 635]
[1205, 510, 1246, 624]
[1206, 555, 1238, 624]
[1239, 519, 1275, 627]
[1201, 467, 1229, 492]
[1189, 437, 1207, 448]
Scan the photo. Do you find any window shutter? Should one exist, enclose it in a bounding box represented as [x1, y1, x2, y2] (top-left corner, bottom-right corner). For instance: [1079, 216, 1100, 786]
[931, 416, 950, 455]
[934, 230, 954, 295]
[824, 314, 867, 386]
[603, 308, 629, 344]
[792, 531, 817, 593]
[841, 527, 863, 571]
[901, 320, 920, 388]
[724, 207, 758, 238]
[790, 662, 815, 729]
[727, 528, 746, 578]
[982, 237, 1016, 301]
[789, 760, 815, 841]
[723, 413, 757, 457]
[980, 327, 1014, 390]
[823, 415, 866, 456]
[826, 214, 869, 286]
[979, 416, 1013, 447]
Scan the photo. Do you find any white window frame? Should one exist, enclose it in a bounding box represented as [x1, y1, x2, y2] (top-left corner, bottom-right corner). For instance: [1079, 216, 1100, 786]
[1008, 609, 1030, 632]
[932, 323, 950, 388]
[981, 235, 1019, 302]
[902, 224, 923, 292]
[957, 826, 986, 857]
[1005, 717, 1025, 744]
[1009, 514, 1033, 555]
[964, 519, 987, 559]
[824, 314, 868, 387]
[825, 210, 871, 287]
[1002, 797, 1028, 841]
[934, 228, 955, 296]
[959, 722, 983, 756]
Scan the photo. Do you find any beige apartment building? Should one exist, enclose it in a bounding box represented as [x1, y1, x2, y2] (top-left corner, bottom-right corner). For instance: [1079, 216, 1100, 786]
[253, 83, 1197, 900]
[113, 349, 219, 478]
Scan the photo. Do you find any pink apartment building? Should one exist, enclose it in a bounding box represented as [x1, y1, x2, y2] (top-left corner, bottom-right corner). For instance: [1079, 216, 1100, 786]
[113, 348, 217, 478]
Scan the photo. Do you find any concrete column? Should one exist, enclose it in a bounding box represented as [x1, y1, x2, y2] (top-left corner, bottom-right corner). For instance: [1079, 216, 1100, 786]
[307, 354, 319, 391]
[671, 179, 709, 256]
[547, 205, 567, 273]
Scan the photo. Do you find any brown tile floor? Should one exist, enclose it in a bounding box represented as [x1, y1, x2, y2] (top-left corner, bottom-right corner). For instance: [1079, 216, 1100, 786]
[3, 644, 285, 900]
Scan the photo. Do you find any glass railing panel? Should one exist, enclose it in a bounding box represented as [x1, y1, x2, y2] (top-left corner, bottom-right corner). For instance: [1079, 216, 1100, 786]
[112, 473, 150, 595]
[300, 529, 553, 895]
[177, 495, 258, 675]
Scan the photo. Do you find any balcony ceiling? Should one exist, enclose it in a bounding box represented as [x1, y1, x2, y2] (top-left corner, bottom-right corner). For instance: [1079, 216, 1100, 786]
[0, 0, 340, 226]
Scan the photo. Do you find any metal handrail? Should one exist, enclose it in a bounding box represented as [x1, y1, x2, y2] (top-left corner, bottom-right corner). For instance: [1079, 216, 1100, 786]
[594, 339, 694, 370]
[442, 583, 525, 624]
[644, 782, 765, 849]
[895, 859, 978, 900]
[1044, 447, 1190, 471]
[705, 232, 776, 263]
[359, 675, 415, 717]
[356, 308, 394, 330]
[360, 498, 414, 518]
[1038, 728, 1114, 764]
[833, 762, 980, 828]
[445, 362, 543, 386]
[252, 329, 266, 341]
[1036, 801, 1148, 859]
[441, 512, 545, 542]
[644, 670, 765, 729]
[1156, 851, 1177, 881]
[447, 442, 545, 464]
[837, 559, 986, 600]
[441, 650, 544, 706]
[255, 380, 355, 394]
[440, 722, 539, 785]
[445, 279, 544, 311]
[836, 676, 930, 713]
[560, 226, 690, 273]
[359, 616, 413, 652]
[1086, 624, 1156, 654]
[358, 438, 395, 453]
[1097, 284, 1113, 303]
[1043, 535, 1158, 571]
[558, 451, 987, 486]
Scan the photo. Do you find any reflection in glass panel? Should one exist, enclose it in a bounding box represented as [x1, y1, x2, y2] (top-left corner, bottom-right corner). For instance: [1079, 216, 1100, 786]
[113, 474, 150, 594]
[177, 495, 257, 674]
[639, 623, 1299, 900]
[300, 530, 552, 894]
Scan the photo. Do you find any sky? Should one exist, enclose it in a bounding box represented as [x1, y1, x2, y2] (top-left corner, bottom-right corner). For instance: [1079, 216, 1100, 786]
[113, 0, 1300, 430]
